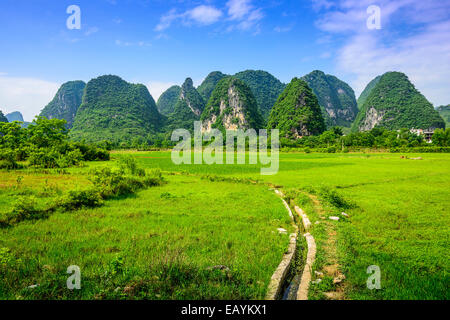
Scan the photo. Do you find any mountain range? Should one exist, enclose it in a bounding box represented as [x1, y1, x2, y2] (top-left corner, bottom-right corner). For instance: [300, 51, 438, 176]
[28, 69, 446, 144]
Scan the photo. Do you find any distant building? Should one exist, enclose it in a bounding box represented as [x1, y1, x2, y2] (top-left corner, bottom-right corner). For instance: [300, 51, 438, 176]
[410, 128, 435, 143]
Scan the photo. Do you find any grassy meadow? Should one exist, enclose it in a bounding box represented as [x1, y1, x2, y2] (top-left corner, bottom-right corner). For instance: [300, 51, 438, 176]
[0, 151, 449, 300]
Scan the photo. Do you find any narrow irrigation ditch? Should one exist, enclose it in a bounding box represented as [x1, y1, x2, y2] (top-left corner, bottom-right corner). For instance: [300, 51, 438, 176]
[266, 189, 317, 300]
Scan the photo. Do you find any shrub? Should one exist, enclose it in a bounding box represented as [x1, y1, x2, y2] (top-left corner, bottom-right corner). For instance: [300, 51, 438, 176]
[118, 155, 145, 176]
[28, 149, 60, 168]
[327, 146, 337, 153]
[89, 167, 163, 199]
[319, 187, 356, 210]
[0, 196, 49, 227]
[56, 188, 103, 211]
[0, 149, 20, 169]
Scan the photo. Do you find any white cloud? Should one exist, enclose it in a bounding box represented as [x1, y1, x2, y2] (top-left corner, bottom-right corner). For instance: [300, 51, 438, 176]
[0, 75, 60, 122]
[227, 0, 253, 20]
[84, 26, 99, 36]
[188, 5, 223, 25]
[225, 1, 264, 33]
[313, 0, 450, 105]
[155, 5, 222, 31]
[146, 81, 177, 101]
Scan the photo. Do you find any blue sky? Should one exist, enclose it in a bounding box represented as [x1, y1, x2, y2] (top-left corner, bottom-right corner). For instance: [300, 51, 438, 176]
[0, 0, 449, 121]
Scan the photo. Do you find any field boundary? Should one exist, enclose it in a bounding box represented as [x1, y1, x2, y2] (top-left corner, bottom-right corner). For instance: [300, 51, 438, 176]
[265, 190, 298, 300]
[294, 206, 316, 300]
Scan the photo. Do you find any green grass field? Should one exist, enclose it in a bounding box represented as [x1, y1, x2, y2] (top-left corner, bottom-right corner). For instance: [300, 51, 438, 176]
[0, 151, 449, 300]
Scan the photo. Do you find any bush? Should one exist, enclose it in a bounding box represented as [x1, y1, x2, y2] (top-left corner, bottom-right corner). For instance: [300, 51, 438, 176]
[56, 188, 103, 211]
[0, 196, 49, 227]
[0, 149, 20, 169]
[118, 155, 145, 176]
[89, 167, 163, 199]
[28, 149, 60, 168]
[327, 146, 337, 153]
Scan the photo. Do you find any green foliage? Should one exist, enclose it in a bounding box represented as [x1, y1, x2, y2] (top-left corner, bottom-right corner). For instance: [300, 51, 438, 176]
[201, 76, 264, 131]
[40, 81, 85, 129]
[197, 71, 228, 102]
[0, 196, 49, 227]
[302, 70, 358, 128]
[89, 167, 163, 199]
[70, 75, 163, 144]
[431, 128, 450, 147]
[353, 72, 446, 131]
[156, 85, 181, 116]
[319, 187, 356, 210]
[118, 155, 145, 176]
[0, 117, 109, 169]
[56, 188, 104, 211]
[234, 70, 286, 121]
[267, 78, 326, 138]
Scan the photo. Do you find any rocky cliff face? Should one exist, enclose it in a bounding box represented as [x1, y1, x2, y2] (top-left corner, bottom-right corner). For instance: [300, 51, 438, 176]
[301, 70, 358, 128]
[178, 78, 204, 116]
[201, 77, 263, 132]
[40, 80, 86, 128]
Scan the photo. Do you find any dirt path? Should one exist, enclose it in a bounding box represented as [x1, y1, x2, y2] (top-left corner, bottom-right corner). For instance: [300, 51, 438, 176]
[308, 194, 346, 300]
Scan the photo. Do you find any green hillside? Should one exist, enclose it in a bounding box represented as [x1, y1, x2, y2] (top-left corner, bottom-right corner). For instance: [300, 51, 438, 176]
[353, 72, 445, 131]
[357, 75, 382, 109]
[197, 71, 228, 103]
[301, 70, 358, 128]
[201, 77, 264, 131]
[70, 75, 163, 143]
[267, 78, 326, 138]
[40, 81, 86, 128]
[234, 70, 286, 121]
[437, 105, 450, 128]
[167, 78, 205, 131]
[157, 85, 181, 116]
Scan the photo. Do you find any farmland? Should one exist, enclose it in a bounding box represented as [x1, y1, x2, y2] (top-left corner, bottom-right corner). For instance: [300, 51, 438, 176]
[0, 151, 449, 300]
